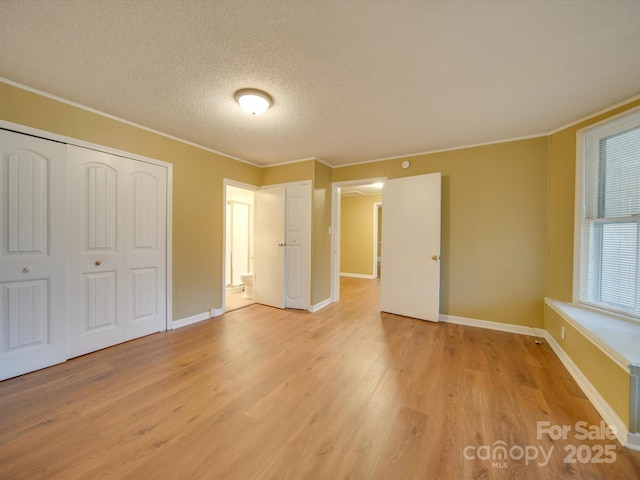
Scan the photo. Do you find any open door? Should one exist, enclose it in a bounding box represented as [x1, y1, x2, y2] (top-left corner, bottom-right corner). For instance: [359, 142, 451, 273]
[380, 173, 441, 321]
[254, 186, 286, 309]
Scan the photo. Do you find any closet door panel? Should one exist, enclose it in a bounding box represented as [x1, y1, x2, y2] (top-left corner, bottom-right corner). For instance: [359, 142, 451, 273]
[85, 164, 118, 251]
[0, 130, 67, 380]
[5, 151, 48, 254]
[67, 147, 123, 357]
[68, 146, 167, 356]
[2, 280, 49, 348]
[0, 132, 168, 375]
[131, 172, 158, 249]
[84, 271, 118, 330]
[67, 146, 167, 356]
[123, 161, 166, 340]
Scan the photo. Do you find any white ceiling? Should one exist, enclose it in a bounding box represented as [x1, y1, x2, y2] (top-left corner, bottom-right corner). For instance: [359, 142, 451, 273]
[341, 183, 384, 197]
[1, 0, 639, 167]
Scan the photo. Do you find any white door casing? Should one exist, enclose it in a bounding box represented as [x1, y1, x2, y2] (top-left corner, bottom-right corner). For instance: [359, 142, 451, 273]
[0, 130, 67, 380]
[66, 145, 167, 358]
[380, 173, 441, 322]
[254, 186, 286, 309]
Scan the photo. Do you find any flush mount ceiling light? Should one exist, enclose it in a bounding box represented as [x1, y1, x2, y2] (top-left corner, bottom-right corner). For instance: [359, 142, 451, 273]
[234, 88, 273, 115]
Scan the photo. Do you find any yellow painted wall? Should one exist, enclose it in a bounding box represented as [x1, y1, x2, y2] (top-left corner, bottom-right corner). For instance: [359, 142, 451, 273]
[261, 160, 315, 186]
[340, 194, 382, 276]
[312, 161, 333, 305]
[545, 98, 640, 432]
[545, 305, 630, 425]
[0, 82, 262, 321]
[546, 98, 640, 301]
[334, 137, 549, 328]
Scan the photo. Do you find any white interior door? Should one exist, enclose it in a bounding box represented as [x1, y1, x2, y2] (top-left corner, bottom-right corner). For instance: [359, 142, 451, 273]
[285, 183, 311, 309]
[67, 145, 167, 358]
[254, 186, 286, 308]
[380, 173, 441, 321]
[0, 130, 67, 380]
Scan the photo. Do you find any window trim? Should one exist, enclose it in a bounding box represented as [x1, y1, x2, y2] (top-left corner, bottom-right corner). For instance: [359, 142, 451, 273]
[573, 106, 640, 324]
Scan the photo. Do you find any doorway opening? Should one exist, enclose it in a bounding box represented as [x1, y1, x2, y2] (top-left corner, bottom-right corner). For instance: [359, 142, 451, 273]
[331, 179, 385, 302]
[224, 182, 256, 312]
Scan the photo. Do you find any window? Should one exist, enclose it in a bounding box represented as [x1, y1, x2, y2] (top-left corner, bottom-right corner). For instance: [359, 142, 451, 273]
[576, 109, 640, 320]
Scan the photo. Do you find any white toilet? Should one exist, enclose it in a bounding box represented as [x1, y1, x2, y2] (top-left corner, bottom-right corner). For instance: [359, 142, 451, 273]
[239, 273, 254, 299]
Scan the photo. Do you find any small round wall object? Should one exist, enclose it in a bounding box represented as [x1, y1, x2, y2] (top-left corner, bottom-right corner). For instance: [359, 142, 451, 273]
[401, 160, 410, 169]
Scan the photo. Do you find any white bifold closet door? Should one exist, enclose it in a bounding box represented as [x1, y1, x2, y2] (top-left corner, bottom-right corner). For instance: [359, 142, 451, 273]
[66, 145, 167, 358]
[0, 130, 67, 380]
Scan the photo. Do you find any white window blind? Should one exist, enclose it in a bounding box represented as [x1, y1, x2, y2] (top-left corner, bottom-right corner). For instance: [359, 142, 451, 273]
[578, 110, 640, 320]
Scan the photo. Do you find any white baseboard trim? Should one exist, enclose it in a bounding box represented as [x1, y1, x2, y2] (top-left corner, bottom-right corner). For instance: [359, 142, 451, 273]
[541, 330, 632, 449]
[210, 307, 225, 318]
[628, 432, 640, 451]
[309, 298, 332, 312]
[172, 311, 211, 329]
[632, 365, 640, 439]
[225, 285, 244, 294]
[439, 313, 539, 337]
[340, 272, 376, 279]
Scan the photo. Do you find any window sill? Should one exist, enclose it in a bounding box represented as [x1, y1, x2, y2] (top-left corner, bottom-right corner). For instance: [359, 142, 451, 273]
[545, 298, 640, 371]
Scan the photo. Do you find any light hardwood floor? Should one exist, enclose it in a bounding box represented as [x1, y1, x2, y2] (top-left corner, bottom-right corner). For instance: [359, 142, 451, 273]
[1, 277, 639, 479]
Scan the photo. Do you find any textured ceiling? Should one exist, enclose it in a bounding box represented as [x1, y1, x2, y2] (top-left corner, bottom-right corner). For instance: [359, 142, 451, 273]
[1, 0, 640, 167]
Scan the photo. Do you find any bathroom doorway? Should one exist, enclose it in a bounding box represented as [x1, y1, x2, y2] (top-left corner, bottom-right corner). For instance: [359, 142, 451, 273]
[224, 182, 256, 311]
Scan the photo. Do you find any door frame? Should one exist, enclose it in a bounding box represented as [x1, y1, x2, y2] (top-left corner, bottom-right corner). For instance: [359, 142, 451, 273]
[330, 178, 386, 302]
[373, 202, 382, 279]
[222, 179, 257, 312]
[0, 119, 174, 330]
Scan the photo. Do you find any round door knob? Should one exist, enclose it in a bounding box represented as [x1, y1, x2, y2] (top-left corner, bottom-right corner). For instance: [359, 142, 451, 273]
[95, 261, 102, 266]
[22, 266, 32, 273]
[432, 255, 439, 261]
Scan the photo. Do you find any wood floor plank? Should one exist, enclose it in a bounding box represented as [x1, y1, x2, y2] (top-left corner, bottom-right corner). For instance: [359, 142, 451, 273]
[1, 277, 639, 479]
